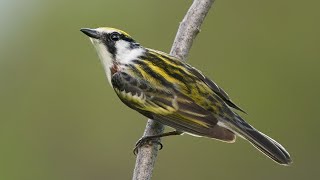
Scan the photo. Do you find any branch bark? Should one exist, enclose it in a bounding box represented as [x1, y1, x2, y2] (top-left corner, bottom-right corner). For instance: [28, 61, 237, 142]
[132, 0, 215, 179]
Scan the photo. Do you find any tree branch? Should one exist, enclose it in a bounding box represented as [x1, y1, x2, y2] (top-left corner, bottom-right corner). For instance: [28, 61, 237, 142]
[132, 1, 215, 179]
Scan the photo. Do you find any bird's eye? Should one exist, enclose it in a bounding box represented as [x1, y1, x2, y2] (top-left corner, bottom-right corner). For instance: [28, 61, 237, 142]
[110, 32, 120, 41]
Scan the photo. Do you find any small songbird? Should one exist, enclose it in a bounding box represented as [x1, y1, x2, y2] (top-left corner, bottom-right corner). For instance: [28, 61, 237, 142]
[80, 27, 292, 165]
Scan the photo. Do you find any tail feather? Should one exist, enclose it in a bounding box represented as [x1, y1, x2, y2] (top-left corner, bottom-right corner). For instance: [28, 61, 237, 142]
[222, 117, 292, 165]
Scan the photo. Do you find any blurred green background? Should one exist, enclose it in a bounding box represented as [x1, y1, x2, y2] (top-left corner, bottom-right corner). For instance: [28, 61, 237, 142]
[0, 0, 319, 179]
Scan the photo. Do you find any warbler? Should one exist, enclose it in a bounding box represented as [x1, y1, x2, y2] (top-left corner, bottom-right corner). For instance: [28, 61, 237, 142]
[80, 27, 292, 165]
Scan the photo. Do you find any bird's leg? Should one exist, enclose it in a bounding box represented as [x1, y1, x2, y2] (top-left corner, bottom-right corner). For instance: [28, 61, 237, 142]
[133, 130, 183, 155]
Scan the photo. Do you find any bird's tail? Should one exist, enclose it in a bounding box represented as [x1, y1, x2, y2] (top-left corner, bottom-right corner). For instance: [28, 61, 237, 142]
[222, 116, 292, 165]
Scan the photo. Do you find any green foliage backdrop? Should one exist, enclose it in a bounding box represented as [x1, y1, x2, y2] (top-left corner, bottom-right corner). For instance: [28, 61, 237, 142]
[0, 0, 319, 179]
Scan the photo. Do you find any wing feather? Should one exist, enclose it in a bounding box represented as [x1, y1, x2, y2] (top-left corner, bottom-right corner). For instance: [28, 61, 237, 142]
[111, 72, 216, 129]
[112, 71, 235, 141]
[187, 65, 246, 113]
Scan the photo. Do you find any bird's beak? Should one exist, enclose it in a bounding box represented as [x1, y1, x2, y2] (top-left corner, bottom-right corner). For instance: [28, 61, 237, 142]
[80, 28, 100, 39]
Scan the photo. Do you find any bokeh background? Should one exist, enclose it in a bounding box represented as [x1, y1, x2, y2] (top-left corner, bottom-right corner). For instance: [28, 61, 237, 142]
[0, 0, 319, 179]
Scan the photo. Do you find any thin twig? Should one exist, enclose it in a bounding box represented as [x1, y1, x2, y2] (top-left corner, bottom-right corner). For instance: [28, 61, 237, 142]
[132, 1, 215, 179]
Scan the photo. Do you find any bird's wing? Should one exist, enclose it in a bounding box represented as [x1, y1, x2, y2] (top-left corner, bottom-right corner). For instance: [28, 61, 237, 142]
[111, 71, 235, 141]
[186, 65, 246, 113]
[147, 49, 245, 113]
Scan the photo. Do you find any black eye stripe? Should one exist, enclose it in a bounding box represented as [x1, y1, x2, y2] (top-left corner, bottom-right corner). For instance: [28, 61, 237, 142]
[122, 35, 132, 42]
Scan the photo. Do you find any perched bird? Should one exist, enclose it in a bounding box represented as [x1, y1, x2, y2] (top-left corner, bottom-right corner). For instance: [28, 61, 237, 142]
[80, 27, 292, 165]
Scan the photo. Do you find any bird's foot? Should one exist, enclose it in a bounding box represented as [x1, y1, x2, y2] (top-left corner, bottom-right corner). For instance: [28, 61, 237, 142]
[133, 136, 163, 155]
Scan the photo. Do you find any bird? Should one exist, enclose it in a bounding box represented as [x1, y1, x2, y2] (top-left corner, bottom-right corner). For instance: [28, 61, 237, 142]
[80, 27, 292, 165]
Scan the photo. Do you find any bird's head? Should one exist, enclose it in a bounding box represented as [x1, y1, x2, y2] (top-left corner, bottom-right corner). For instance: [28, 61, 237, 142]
[80, 27, 144, 64]
[81, 27, 145, 84]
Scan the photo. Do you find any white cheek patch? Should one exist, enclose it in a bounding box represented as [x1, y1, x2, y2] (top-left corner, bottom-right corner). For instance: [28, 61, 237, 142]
[115, 40, 145, 64]
[115, 40, 130, 61]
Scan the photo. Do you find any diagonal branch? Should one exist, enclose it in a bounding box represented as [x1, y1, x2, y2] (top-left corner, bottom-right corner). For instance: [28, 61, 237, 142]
[132, 1, 215, 180]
